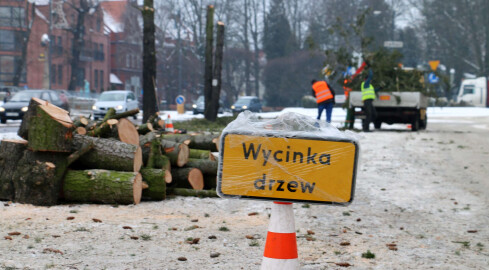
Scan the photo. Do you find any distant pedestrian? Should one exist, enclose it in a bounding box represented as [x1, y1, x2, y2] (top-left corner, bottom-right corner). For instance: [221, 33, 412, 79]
[311, 79, 336, 123]
[361, 69, 377, 132]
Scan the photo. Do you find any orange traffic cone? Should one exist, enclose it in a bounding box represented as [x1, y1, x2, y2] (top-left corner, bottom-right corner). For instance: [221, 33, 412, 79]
[261, 202, 299, 270]
[165, 115, 174, 133]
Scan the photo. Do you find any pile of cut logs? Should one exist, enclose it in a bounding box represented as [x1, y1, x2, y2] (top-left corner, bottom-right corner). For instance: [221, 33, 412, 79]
[0, 98, 220, 206]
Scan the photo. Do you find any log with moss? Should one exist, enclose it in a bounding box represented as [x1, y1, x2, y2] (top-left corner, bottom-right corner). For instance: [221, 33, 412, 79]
[185, 158, 217, 175]
[167, 188, 218, 198]
[161, 134, 192, 145]
[138, 123, 154, 135]
[0, 140, 28, 200]
[187, 133, 220, 152]
[140, 168, 170, 200]
[18, 97, 69, 140]
[189, 149, 215, 160]
[161, 140, 189, 167]
[71, 134, 142, 172]
[169, 168, 203, 190]
[9, 143, 92, 206]
[63, 169, 142, 205]
[88, 119, 118, 137]
[27, 103, 74, 152]
[73, 116, 89, 127]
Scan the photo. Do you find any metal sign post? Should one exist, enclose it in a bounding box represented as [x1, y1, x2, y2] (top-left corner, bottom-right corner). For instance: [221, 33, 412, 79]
[176, 95, 185, 114]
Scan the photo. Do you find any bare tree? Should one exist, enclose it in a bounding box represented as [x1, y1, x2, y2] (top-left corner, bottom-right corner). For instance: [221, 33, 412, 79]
[13, 1, 36, 86]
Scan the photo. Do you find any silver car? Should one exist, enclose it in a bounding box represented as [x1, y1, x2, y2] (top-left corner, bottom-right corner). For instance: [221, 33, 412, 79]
[92, 90, 139, 120]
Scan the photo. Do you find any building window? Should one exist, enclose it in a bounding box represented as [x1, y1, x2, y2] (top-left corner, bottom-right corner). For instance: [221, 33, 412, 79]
[51, 64, 56, 84]
[126, 55, 130, 68]
[0, 56, 25, 83]
[100, 70, 104, 90]
[94, 70, 98, 89]
[0, 30, 22, 51]
[96, 18, 101, 32]
[0, 6, 25, 27]
[58, 64, 62, 85]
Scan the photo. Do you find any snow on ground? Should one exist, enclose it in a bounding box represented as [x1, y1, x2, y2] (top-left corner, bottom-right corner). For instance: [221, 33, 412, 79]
[1, 107, 489, 269]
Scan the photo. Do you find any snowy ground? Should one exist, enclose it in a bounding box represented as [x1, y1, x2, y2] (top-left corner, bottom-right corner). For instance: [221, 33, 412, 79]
[1, 107, 489, 269]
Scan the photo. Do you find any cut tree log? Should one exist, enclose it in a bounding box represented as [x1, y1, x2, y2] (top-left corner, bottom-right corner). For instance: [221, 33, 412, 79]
[18, 97, 69, 140]
[160, 140, 189, 167]
[138, 123, 154, 135]
[170, 168, 203, 190]
[27, 104, 74, 152]
[71, 134, 142, 172]
[88, 119, 118, 137]
[10, 143, 93, 206]
[185, 158, 217, 175]
[75, 127, 87, 135]
[63, 169, 142, 205]
[109, 109, 139, 120]
[187, 133, 220, 152]
[114, 118, 139, 146]
[167, 188, 218, 198]
[140, 168, 169, 200]
[73, 116, 89, 127]
[189, 149, 215, 160]
[203, 174, 217, 190]
[161, 134, 192, 145]
[0, 140, 28, 200]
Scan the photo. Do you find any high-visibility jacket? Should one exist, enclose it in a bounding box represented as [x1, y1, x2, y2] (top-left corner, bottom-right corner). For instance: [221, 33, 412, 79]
[312, 81, 334, 103]
[361, 82, 376, 101]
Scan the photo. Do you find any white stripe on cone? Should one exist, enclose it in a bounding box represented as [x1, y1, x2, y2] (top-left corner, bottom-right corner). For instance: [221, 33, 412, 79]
[261, 203, 299, 270]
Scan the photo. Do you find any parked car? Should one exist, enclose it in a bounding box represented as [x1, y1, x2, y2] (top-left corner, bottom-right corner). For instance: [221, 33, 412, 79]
[192, 95, 224, 114]
[0, 86, 20, 107]
[92, 90, 139, 120]
[231, 96, 262, 113]
[0, 90, 70, 123]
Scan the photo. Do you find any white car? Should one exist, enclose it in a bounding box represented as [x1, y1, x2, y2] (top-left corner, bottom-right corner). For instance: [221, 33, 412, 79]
[92, 90, 139, 120]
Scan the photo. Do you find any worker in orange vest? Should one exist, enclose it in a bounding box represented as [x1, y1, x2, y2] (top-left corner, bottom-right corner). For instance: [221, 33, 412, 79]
[311, 79, 336, 123]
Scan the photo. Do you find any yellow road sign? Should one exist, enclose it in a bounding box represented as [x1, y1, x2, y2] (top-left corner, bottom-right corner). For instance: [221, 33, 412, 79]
[217, 133, 358, 205]
[429, 60, 440, 71]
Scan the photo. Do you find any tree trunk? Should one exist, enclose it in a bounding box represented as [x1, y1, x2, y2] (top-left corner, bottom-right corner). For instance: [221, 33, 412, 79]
[0, 140, 28, 200]
[142, 0, 158, 122]
[161, 140, 189, 167]
[170, 168, 204, 190]
[211, 22, 225, 118]
[203, 5, 215, 120]
[168, 188, 218, 198]
[27, 103, 74, 152]
[67, 0, 89, 91]
[185, 158, 217, 175]
[71, 134, 142, 172]
[140, 168, 168, 200]
[63, 169, 142, 205]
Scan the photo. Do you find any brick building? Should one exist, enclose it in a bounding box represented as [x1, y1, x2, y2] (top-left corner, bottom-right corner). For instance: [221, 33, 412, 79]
[0, 0, 110, 93]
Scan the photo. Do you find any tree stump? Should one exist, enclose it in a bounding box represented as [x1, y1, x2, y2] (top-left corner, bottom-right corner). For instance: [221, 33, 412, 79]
[18, 97, 69, 140]
[71, 134, 142, 172]
[27, 104, 74, 152]
[170, 168, 203, 190]
[0, 140, 28, 200]
[63, 169, 142, 205]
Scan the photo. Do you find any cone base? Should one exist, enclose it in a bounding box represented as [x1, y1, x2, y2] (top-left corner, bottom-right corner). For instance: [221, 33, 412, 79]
[261, 257, 299, 270]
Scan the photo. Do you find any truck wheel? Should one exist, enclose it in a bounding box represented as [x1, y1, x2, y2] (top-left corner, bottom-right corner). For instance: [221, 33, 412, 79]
[411, 117, 419, 131]
[420, 115, 427, 130]
[374, 121, 382, 129]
